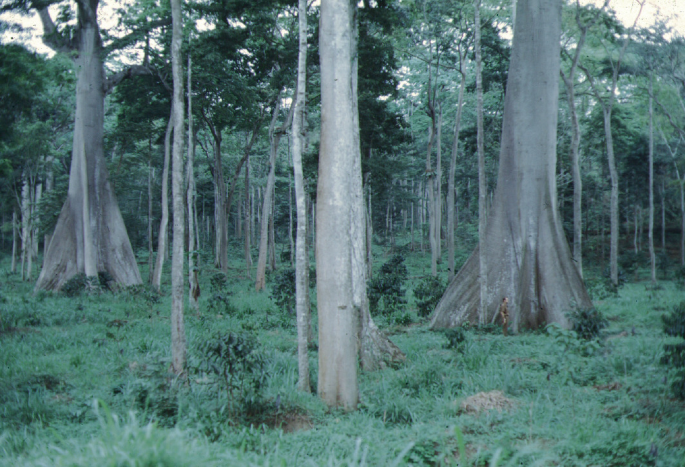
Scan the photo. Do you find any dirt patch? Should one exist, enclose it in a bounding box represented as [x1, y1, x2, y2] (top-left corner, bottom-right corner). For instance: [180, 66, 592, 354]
[594, 382, 622, 391]
[460, 390, 516, 414]
[263, 411, 313, 433]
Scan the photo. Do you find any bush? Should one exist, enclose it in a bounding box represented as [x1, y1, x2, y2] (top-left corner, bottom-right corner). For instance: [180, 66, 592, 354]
[270, 267, 296, 314]
[368, 254, 408, 315]
[567, 307, 607, 341]
[443, 327, 468, 352]
[195, 332, 269, 414]
[661, 300, 685, 399]
[413, 276, 445, 318]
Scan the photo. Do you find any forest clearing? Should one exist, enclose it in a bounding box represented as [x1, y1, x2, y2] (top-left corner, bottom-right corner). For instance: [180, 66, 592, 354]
[3, 0, 685, 464]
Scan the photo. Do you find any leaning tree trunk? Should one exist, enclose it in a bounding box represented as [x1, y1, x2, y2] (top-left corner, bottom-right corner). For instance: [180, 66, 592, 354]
[152, 112, 173, 291]
[35, 4, 141, 291]
[430, 0, 592, 331]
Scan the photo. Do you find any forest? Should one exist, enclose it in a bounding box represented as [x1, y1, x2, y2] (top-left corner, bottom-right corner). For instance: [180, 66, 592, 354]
[1, 0, 685, 464]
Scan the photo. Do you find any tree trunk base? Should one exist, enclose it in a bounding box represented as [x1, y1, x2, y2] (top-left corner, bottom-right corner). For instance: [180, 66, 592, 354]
[360, 317, 405, 371]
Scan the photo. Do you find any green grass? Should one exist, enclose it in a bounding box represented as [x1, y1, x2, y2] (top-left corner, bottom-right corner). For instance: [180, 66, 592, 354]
[1, 249, 685, 466]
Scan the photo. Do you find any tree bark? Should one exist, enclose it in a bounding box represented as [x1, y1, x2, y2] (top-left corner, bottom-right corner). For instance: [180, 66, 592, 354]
[35, 2, 142, 291]
[648, 80, 656, 285]
[431, 0, 592, 331]
[170, 0, 186, 375]
[152, 112, 173, 290]
[448, 68, 466, 281]
[474, 0, 488, 325]
[293, 0, 311, 393]
[187, 53, 200, 314]
[11, 209, 18, 273]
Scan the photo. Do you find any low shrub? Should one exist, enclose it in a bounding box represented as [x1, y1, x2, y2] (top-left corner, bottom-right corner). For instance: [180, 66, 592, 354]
[270, 267, 296, 314]
[661, 300, 685, 399]
[567, 306, 607, 340]
[413, 275, 445, 318]
[368, 254, 408, 315]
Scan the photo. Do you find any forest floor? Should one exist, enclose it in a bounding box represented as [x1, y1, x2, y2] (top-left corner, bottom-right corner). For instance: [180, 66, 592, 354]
[1, 250, 685, 466]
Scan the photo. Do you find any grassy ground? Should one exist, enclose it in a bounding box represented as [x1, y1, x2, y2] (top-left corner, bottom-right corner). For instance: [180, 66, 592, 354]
[1, 250, 684, 466]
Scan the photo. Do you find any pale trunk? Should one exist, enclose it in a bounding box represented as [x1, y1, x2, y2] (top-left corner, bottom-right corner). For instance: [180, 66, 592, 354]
[648, 84, 656, 285]
[187, 53, 199, 313]
[604, 106, 619, 286]
[11, 210, 18, 273]
[448, 71, 466, 280]
[245, 158, 252, 276]
[152, 112, 173, 291]
[435, 107, 442, 260]
[170, 0, 186, 374]
[293, 0, 311, 393]
[431, 0, 591, 330]
[318, 0, 359, 409]
[475, 0, 488, 325]
[36, 1, 142, 291]
[427, 124, 437, 276]
[212, 133, 228, 272]
[148, 154, 154, 283]
[21, 174, 30, 280]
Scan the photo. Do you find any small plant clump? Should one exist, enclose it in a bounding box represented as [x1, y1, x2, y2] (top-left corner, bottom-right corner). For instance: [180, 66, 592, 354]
[567, 307, 607, 341]
[661, 300, 685, 399]
[195, 332, 269, 414]
[413, 276, 445, 318]
[443, 326, 468, 352]
[270, 267, 296, 314]
[368, 254, 408, 315]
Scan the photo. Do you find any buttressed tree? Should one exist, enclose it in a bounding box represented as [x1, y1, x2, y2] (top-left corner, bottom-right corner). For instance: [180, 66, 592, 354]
[29, 0, 155, 290]
[431, 0, 592, 331]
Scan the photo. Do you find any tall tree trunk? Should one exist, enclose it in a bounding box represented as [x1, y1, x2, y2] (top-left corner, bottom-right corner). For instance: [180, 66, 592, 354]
[317, 0, 359, 410]
[659, 127, 684, 265]
[170, 0, 186, 375]
[11, 209, 18, 273]
[21, 173, 30, 281]
[293, 0, 311, 393]
[244, 157, 252, 276]
[187, 53, 200, 313]
[431, 0, 591, 331]
[35, 2, 142, 291]
[435, 106, 442, 261]
[147, 151, 154, 284]
[211, 130, 228, 272]
[648, 81, 656, 285]
[152, 112, 173, 290]
[474, 0, 488, 325]
[256, 94, 295, 290]
[448, 69, 466, 281]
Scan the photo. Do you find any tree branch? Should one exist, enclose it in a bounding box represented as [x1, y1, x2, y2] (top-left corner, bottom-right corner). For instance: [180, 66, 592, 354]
[102, 17, 172, 57]
[37, 7, 75, 54]
[103, 65, 154, 94]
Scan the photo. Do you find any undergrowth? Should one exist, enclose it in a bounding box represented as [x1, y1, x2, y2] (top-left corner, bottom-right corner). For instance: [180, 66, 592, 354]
[0, 252, 684, 466]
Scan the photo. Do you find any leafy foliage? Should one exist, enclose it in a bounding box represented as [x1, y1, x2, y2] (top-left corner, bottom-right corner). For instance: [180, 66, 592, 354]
[442, 326, 468, 352]
[368, 254, 408, 315]
[661, 300, 685, 399]
[195, 332, 269, 413]
[413, 275, 445, 318]
[270, 267, 295, 314]
[567, 306, 607, 341]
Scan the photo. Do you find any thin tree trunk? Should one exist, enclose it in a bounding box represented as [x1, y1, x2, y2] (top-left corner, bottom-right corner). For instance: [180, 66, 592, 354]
[475, 0, 488, 325]
[293, 0, 311, 393]
[152, 112, 173, 290]
[648, 82, 656, 285]
[170, 0, 186, 375]
[659, 128, 684, 265]
[148, 150, 154, 284]
[435, 105, 442, 261]
[244, 157, 252, 276]
[187, 52, 200, 313]
[11, 210, 18, 273]
[448, 68, 466, 280]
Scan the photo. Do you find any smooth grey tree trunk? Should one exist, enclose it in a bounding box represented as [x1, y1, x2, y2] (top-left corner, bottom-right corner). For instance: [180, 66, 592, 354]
[448, 67, 466, 281]
[170, 0, 186, 375]
[152, 112, 173, 291]
[11, 210, 18, 273]
[648, 82, 656, 285]
[474, 0, 488, 325]
[187, 53, 200, 313]
[431, 0, 592, 331]
[148, 153, 154, 284]
[293, 0, 311, 393]
[35, 1, 142, 291]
